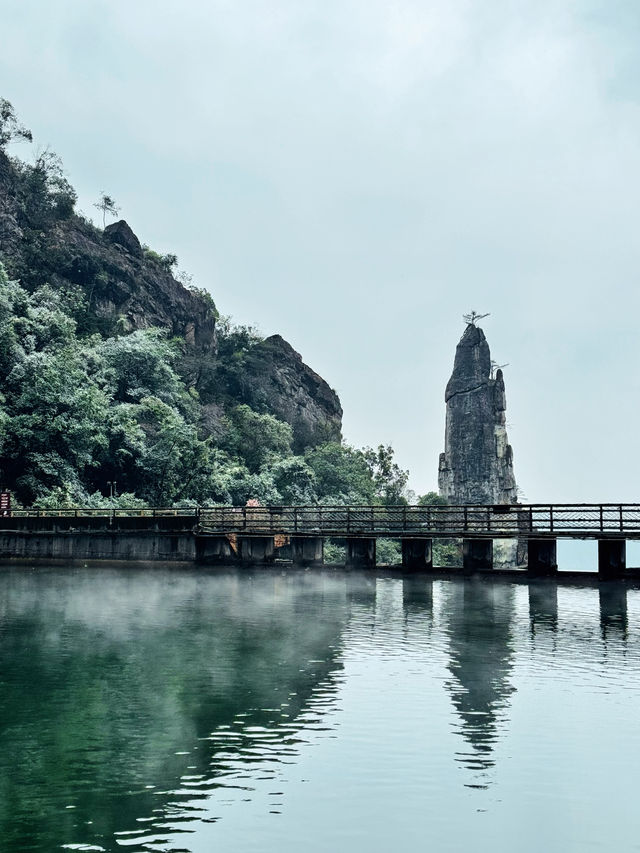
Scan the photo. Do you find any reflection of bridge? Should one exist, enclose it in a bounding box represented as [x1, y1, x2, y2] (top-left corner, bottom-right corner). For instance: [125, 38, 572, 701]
[2, 504, 639, 576]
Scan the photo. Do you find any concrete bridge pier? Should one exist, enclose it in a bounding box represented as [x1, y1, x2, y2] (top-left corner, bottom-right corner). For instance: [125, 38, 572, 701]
[598, 539, 626, 579]
[346, 537, 376, 569]
[462, 538, 493, 572]
[195, 535, 234, 564]
[238, 535, 275, 564]
[401, 538, 433, 571]
[527, 539, 558, 576]
[291, 536, 323, 566]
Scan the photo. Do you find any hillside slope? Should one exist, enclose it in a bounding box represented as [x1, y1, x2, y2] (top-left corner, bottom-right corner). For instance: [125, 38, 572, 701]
[0, 147, 342, 452]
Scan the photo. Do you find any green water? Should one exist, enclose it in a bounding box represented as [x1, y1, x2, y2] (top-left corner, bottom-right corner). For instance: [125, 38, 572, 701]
[0, 567, 638, 852]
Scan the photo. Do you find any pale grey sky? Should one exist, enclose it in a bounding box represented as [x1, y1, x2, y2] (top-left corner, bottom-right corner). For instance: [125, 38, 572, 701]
[2, 0, 640, 500]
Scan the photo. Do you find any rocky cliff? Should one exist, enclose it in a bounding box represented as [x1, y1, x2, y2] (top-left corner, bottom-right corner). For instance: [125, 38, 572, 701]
[241, 335, 343, 452]
[438, 324, 517, 505]
[0, 151, 218, 350]
[0, 148, 342, 448]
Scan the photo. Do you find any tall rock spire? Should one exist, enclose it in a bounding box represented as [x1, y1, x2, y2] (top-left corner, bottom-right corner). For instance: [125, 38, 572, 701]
[438, 324, 517, 505]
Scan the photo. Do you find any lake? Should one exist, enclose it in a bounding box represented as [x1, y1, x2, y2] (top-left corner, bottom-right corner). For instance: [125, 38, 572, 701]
[0, 566, 638, 852]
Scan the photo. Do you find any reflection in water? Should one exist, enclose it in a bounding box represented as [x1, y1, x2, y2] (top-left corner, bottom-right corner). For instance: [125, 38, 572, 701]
[0, 569, 348, 853]
[1, 570, 639, 853]
[442, 580, 516, 786]
[599, 583, 628, 640]
[402, 577, 433, 615]
[529, 582, 559, 634]
[345, 573, 376, 606]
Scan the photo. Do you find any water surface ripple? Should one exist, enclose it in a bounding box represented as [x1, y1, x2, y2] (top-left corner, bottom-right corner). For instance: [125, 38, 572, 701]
[0, 567, 639, 852]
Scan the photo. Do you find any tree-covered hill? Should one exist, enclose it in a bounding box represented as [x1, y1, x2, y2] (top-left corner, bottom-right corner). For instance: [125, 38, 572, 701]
[0, 100, 416, 510]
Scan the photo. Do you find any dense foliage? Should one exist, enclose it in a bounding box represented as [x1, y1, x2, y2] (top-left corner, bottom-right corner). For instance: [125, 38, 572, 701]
[0, 262, 422, 509]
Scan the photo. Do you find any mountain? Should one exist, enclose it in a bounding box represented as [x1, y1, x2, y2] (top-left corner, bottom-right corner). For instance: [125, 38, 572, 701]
[0, 148, 342, 452]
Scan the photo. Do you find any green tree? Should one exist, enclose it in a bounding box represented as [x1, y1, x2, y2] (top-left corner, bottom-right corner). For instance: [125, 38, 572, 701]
[0, 98, 32, 148]
[30, 148, 77, 218]
[93, 192, 120, 227]
[268, 456, 317, 504]
[3, 347, 109, 503]
[417, 491, 447, 506]
[99, 329, 193, 412]
[362, 444, 409, 505]
[126, 396, 210, 505]
[304, 442, 374, 504]
[223, 404, 293, 473]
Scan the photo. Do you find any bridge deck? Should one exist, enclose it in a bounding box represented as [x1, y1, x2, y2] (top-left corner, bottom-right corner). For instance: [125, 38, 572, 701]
[8, 504, 640, 539]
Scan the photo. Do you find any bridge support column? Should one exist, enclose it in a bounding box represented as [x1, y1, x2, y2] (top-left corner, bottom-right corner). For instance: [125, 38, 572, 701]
[462, 539, 493, 572]
[291, 536, 323, 566]
[527, 538, 558, 576]
[598, 539, 626, 579]
[346, 538, 376, 569]
[195, 535, 234, 564]
[238, 536, 275, 564]
[401, 538, 433, 571]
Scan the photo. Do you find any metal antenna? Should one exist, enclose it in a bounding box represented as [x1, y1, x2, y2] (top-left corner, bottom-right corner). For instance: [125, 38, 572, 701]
[491, 360, 509, 378]
[463, 311, 490, 326]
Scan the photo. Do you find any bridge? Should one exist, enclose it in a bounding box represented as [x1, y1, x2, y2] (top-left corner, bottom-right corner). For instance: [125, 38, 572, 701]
[2, 503, 639, 577]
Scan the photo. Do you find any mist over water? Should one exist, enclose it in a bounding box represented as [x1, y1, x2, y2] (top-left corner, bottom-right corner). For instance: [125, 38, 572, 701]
[0, 567, 638, 852]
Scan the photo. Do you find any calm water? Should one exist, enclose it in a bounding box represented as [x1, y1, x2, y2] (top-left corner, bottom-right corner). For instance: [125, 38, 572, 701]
[0, 567, 639, 853]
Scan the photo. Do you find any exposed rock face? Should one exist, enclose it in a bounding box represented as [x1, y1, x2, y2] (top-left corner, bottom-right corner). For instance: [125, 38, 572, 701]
[61, 217, 218, 350]
[241, 335, 343, 452]
[0, 150, 217, 354]
[103, 219, 143, 257]
[438, 324, 517, 505]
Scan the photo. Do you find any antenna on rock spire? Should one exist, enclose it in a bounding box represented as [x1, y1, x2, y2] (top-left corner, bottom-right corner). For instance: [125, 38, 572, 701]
[491, 360, 509, 379]
[463, 311, 490, 326]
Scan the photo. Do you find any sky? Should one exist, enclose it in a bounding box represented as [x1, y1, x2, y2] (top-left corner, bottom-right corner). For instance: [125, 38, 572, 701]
[2, 0, 640, 501]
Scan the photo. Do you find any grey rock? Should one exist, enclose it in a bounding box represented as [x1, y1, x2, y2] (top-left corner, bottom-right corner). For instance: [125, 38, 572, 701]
[438, 324, 517, 505]
[103, 219, 143, 257]
[241, 335, 343, 452]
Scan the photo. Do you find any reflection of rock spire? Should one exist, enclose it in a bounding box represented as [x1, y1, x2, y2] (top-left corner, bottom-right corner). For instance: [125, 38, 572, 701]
[443, 580, 516, 787]
[438, 324, 517, 505]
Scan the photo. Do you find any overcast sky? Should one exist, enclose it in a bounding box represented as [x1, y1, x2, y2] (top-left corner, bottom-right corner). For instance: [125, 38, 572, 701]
[2, 0, 640, 501]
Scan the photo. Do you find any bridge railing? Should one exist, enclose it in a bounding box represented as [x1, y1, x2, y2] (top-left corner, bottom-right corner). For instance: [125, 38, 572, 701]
[5, 504, 640, 537]
[7, 507, 200, 518]
[197, 503, 640, 537]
